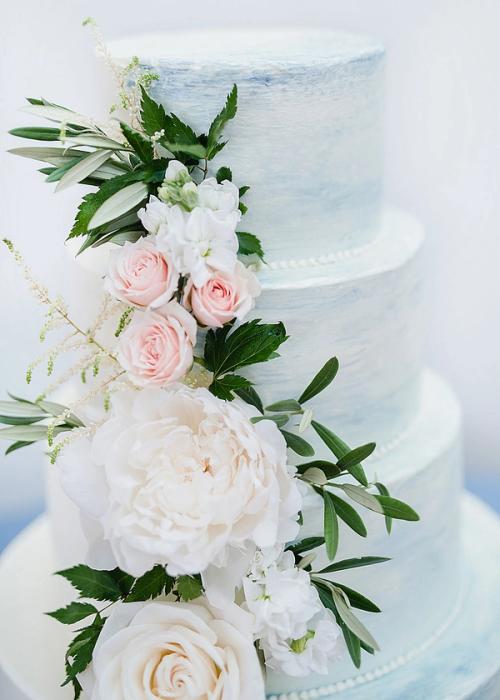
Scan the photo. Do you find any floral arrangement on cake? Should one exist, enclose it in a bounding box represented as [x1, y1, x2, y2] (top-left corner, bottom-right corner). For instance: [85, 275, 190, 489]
[1, 27, 418, 700]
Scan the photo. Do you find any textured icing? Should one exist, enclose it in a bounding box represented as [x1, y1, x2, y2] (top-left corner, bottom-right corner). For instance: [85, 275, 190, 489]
[247, 208, 425, 446]
[265, 371, 464, 696]
[108, 30, 385, 262]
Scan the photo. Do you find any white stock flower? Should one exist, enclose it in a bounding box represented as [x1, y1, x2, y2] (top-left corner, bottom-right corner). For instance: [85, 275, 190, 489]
[164, 159, 190, 183]
[157, 205, 239, 287]
[79, 600, 265, 700]
[59, 385, 302, 589]
[138, 195, 170, 235]
[243, 550, 322, 642]
[197, 177, 240, 214]
[261, 614, 344, 677]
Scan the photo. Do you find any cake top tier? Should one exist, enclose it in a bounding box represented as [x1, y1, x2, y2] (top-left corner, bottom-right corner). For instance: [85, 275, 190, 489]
[109, 28, 383, 67]
[109, 30, 385, 264]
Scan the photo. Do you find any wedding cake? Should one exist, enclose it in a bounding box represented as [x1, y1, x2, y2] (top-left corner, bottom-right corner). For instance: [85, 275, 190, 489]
[1, 28, 499, 700]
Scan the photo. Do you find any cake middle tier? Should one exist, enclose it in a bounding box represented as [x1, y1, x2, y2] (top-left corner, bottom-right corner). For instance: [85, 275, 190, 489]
[246, 208, 425, 447]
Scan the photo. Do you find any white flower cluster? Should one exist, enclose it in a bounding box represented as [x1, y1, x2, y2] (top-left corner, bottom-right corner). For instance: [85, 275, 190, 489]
[243, 550, 344, 677]
[104, 160, 260, 387]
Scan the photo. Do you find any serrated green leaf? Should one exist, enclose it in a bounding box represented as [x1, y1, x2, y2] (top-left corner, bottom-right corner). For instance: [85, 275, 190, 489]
[207, 84, 237, 158]
[209, 374, 252, 401]
[323, 491, 339, 560]
[108, 568, 135, 597]
[204, 319, 287, 378]
[375, 482, 393, 533]
[177, 575, 203, 601]
[328, 494, 367, 537]
[140, 86, 168, 136]
[318, 556, 390, 575]
[88, 182, 148, 230]
[47, 602, 98, 625]
[126, 564, 173, 602]
[120, 122, 154, 163]
[280, 429, 315, 457]
[63, 618, 104, 684]
[216, 166, 232, 183]
[337, 443, 376, 470]
[56, 565, 122, 602]
[299, 357, 339, 404]
[311, 421, 368, 486]
[237, 231, 264, 259]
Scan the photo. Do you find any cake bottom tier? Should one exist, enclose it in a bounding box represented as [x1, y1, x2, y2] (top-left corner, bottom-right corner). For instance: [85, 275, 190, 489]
[0, 493, 499, 700]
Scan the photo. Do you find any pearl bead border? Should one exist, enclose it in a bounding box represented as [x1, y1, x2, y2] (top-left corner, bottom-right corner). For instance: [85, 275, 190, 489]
[252, 240, 376, 272]
[266, 575, 465, 700]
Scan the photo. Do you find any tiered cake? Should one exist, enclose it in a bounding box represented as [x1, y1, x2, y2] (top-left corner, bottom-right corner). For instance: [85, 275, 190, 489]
[1, 29, 499, 700]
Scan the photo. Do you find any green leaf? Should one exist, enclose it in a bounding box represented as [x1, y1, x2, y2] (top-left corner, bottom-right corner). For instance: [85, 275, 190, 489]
[311, 421, 368, 486]
[5, 440, 34, 455]
[64, 134, 127, 150]
[55, 149, 113, 192]
[209, 374, 252, 401]
[108, 568, 135, 597]
[88, 181, 149, 230]
[126, 565, 174, 602]
[9, 126, 62, 141]
[47, 602, 98, 625]
[299, 357, 339, 404]
[342, 624, 362, 668]
[216, 166, 232, 183]
[56, 565, 122, 602]
[328, 494, 367, 537]
[335, 484, 384, 513]
[120, 122, 154, 163]
[0, 424, 70, 441]
[287, 536, 325, 556]
[330, 586, 379, 651]
[323, 491, 339, 560]
[337, 443, 376, 470]
[265, 399, 302, 413]
[234, 384, 264, 413]
[375, 482, 392, 533]
[318, 556, 390, 575]
[204, 319, 287, 378]
[251, 414, 289, 428]
[140, 86, 168, 136]
[64, 618, 104, 684]
[375, 495, 420, 522]
[69, 172, 143, 238]
[332, 583, 381, 613]
[295, 460, 342, 480]
[8, 146, 86, 166]
[280, 429, 315, 457]
[177, 575, 203, 601]
[161, 140, 206, 160]
[237, 231, 264, 260]
[239, 185, 250, 198]
[207, 84, 238, 158]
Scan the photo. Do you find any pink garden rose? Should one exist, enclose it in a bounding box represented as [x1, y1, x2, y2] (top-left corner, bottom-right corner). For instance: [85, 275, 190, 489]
[184, 261, 261, 328]
[117, 301, 196, 385]
[105, 238, 179, 308]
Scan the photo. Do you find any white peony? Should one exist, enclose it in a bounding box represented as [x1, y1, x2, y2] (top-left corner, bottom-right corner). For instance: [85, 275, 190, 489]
[79, 599, 265, 700]
[59, 386, 302, 592]
[261, 614, 344, 677]
[243, 550, 323, 642]
[157, 205, 239, 287]
[197, 177, 240, 214]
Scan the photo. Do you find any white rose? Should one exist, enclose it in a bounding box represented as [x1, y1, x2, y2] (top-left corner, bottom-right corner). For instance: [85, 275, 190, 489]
[243, 550, 323, 642]
[261, 614, 344, 677]
[79, 600, 265, 700]
[157, 205, 239, 287]
[197, 177, 240, 215]
[58, 386, 302, 588]
[138, 195, 170, 235]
